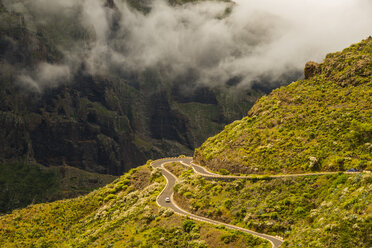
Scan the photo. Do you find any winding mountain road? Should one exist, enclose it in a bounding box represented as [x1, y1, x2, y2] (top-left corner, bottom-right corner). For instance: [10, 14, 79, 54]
[151, 157, 284, 248]
[151, 154, 361, 248]
[186, 159, 340, 179]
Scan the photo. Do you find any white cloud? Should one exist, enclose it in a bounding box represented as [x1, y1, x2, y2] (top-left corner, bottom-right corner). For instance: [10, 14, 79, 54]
[5, 0, 372, 89]
[18, 63, 71, 92]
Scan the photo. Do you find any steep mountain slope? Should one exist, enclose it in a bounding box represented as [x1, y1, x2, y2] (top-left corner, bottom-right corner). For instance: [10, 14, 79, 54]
[0, 0, 264, 174]
[0, 162, 269, 248]
[194, 37, 372, 175]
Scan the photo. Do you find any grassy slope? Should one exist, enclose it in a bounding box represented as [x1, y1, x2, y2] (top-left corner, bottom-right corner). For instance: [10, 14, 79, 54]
[0, 163, 59, 213]
[0, 162, 269, 248]
[0, 162, 116, 214]
[171, 162, 371, 248]
[194, 38, 372, 175]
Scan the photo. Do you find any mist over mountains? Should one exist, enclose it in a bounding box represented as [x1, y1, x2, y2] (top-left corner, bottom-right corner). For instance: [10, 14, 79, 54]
[4, 0, 372, 91]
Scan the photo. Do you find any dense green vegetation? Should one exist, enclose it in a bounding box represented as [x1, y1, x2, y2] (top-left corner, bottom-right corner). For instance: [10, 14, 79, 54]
[195, 37, 372, 174]
[170, 162, 371, 247]
[0, 162, 116, 214]
[0, 162, 269, 247]
[0, 163, 59, 213]
[187, 39, 372, 247]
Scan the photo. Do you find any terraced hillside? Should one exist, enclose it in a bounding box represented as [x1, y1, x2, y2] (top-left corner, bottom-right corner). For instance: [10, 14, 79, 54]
[195, 37, 372, 175]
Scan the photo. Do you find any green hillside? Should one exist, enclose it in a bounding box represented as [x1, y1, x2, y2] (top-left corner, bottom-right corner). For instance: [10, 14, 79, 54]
[194, 37, 372, 175]
[0, 162, 269, 248]
[169, 162, 371, 247]
[0, 162, 116, 213]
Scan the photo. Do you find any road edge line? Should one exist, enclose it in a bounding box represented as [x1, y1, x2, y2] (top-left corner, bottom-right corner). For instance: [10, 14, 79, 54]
[160, 161, 279, 248]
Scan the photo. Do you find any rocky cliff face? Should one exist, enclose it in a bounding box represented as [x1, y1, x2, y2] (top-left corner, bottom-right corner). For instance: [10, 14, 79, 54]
[0, 77, 146, 174]
[0, 0, 265, 175]
[0, 3, 139, 174]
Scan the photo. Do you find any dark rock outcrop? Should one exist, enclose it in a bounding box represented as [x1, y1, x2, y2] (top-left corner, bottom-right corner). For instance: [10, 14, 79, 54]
[150, 91, 192, 148]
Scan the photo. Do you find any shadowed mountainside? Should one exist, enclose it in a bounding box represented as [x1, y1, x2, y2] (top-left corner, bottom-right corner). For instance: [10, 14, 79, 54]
[0, 0, 265, 176]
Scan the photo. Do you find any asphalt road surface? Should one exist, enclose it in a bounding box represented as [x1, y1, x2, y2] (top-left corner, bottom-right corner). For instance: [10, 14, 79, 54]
[187, 160, 339, 179]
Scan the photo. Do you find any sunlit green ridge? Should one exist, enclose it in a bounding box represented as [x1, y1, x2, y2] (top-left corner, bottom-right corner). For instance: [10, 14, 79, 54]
[195, 37, 372, 175]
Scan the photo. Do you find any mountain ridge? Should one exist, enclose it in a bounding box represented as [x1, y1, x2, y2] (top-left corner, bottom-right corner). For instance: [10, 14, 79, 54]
[194, 37, 372, 175]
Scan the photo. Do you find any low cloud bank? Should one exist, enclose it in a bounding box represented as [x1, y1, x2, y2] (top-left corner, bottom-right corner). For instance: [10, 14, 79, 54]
[5, 0, 372, 90]
[18, 63, 71, 92]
